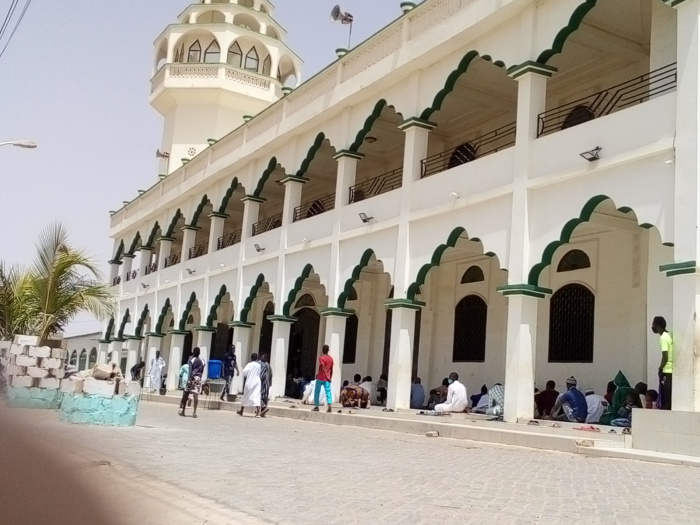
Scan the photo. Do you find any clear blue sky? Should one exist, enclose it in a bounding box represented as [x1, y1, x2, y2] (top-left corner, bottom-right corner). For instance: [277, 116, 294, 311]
[0, 0, 416, 334]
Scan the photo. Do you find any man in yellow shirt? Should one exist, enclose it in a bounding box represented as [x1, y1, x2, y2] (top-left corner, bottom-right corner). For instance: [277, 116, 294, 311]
[651, 316, 673, 410]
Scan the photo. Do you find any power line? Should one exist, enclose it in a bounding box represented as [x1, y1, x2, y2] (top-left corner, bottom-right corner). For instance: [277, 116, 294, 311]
[0, 0, 31, 61]
[0, 0, 19, 42]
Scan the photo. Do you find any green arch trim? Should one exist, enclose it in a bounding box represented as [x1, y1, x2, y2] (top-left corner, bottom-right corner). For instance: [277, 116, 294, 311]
[189, 195, 211, 227]
[295, 132, 328, 178]
[536, 0, 598, 64]
[218, 178, 240, 214]
[178, 292, 198, 332]
[145, 222, 161, 248]
[102, 317, 115, 342]
[240, 274, 267, 323]
[337, 248, 376, 309]
[252, 157, 281, 198]
[528, 194, 651, 286]
[349, 100, 388, 152]
[206, 285, 228, 328]
[165, 209, 183, 238]
[127, 232, 142, 256]
[113, 240, 125, 262]
[420, 51, 506, 121]
[117, 308, 131, 340]
[282, 264, 315, 317]
[134, 304, 150, 338]
[154, 298, 172, 335]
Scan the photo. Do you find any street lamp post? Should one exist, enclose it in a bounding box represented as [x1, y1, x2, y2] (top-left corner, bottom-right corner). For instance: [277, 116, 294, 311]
[0, 140, 37, 149]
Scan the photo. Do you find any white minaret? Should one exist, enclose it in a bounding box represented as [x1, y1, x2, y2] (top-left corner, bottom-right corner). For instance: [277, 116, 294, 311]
[150, 0, 303, 173]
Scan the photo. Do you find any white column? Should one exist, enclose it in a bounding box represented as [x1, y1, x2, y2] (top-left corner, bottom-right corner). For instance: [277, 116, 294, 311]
[108, 260, 122, 286]
[232, 322, 253, 394]
[195, 328, 213, 381]
[109, 341, 121, 366]
[386, 303, 419, 411]
[208, 213, 227, 251]
[126, 338, 142, 380]
[281, 176, 306, 225]
[166, 333, 185, 391]
[240, 195, 262, 244]
[157, 237, 173, 270]
[268, 316, 294, 400]
[121, 255, 135, 282]
[140, 247, 153, 274]
[651, 2, 677, 71]
[333, 151, 363, 208]
[180, 226, 199, 262]
[321, 311, 350, 402]
[97, 341, 110, 366]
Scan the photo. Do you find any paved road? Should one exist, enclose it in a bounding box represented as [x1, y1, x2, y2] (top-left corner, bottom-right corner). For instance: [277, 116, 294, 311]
[12, 402, 700, 524]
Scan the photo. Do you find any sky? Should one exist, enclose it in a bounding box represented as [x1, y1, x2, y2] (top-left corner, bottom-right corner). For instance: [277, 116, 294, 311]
[0, 0, 415, 335]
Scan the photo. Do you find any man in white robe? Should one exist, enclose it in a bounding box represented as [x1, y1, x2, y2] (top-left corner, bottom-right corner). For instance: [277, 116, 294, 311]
[237, 353, 262, 417]
[434, 372, 468, 413]
[302, 380, 326, 405]
[148, 351, 165, 392]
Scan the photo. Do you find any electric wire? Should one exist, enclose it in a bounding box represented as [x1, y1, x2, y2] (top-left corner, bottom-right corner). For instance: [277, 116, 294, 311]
[0, 0, 31, 61]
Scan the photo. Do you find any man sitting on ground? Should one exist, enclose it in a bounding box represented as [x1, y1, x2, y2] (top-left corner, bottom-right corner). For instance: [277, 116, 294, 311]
[471, 385, 489, 412]
[646, 389, 659, 409]
[584, 388, 607, 424]
[635, 382, 648, 408]
[360, 376, 377, 404]
[426, 378, 449, 410]
[410, 377, 425, 409]
[486, 383, 505, 417]
[350, 373, 362, 386]
[548, 376, 587, 424]
[535, 380, 560, 419]
[434, 372, 468, 413]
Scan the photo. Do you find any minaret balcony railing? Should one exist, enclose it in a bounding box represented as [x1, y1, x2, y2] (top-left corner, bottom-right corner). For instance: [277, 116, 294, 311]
[151, 63, 283, 97]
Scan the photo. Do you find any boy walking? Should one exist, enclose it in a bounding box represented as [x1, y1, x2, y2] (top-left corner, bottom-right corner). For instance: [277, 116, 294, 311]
[312, 345, 333, 413]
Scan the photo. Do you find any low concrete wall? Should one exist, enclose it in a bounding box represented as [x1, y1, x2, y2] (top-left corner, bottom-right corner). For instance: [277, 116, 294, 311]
[60, 393, 140, 427]
[6, 387, 63, 409]
[632, 409, 700, 456]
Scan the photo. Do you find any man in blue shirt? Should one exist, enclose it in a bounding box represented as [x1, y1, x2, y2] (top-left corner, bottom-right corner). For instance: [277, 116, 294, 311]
[410, 377, 426, 409]
[549, 376, 587, 423]
[220, 345, 240, 401]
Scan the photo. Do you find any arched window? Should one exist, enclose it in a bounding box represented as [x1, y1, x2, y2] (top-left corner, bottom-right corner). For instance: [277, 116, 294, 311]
[245, 47, 259, 72]
[174, 43, 185, 63]
[78, 349, 87, 370]
[295, 293, 316, 309]
[347, 286, 358, 301]
[557, 249, 591, 272]
[228, 42, 242, 67]
[452, 295, 487, 362]
[262, 55, 272, 76]
[204, 40, 220, 63]
[69, 350, 77, 365]
[188, 40, 202, 62]
[239, 0, 254, 8]
[88, 348, 97, 368]
[461, 265, 485, 284]
[548, 284, 595, 363]
[343, 314, 358, 364]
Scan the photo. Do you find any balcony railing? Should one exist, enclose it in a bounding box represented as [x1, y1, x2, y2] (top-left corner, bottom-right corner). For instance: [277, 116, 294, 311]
[188, 242, 209, 260]
[112, 276, 121, 286]
[150, 63, 281, 96]
[144, 261, 158, 275]
[538, 62, 677, 137]
[421, 122, 517, 178]
[217, 230, 242, 250]
[293, 193, 336, 222]
[252, 213, 283, 236]
[349, 167, 403, 204]
[125, 269, 139, 282]
[164, 252, 181, 268]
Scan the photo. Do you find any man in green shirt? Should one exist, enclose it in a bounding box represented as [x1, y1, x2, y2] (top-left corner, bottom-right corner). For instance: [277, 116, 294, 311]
[652, 316, 673, 410]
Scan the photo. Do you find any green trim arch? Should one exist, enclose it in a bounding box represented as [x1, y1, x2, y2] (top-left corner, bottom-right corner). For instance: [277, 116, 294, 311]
[420, 51, 506, 121]
[528, 194, 658, 286]
[337, 248, 376, 309]
[536, 0, 598, 64]
[240, 274, 267, 323]
[113, 240, 125, 262]
[127, 232, 142, 256]
[189, 195, 211, 227]
[145, 222, 161, 249]
[116, 308, 131, 340]
[102, 317, 115, 342]
[154, 298, 172, 335]
[218, 177, 240, 214]
[252, 157, 283, 198]
[282, 264, 315, 317]
[206, 285, 228, 328]
[350, 99, 391, 152]
[134, 304, 150, 338]
[295, 132, 328, 178]
[165, 209, 183, 238]
[178, 292, 198, 332]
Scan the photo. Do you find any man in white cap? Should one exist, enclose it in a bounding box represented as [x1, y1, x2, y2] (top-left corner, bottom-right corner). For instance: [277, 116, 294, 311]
[584, 388, 607, 424]
[548, 376, 587, 423]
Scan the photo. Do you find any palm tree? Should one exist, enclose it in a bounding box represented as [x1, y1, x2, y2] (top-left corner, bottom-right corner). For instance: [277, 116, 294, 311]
[0, 223, 114, 342]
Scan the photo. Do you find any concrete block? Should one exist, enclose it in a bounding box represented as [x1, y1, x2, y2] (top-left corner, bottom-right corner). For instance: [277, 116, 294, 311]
[60, 378, 84, 394]
[51, 348, 67, 359]
[117, 380, 127, 395]
[83, 377, 116, 398]
[426, 431, 440, 438]
[126, 381, 141, 397]
[12, 375, 35, 388]
[29, 346, 51, 358]
[5, 365, 26, 376]
[51, 368, 66, 379]
[15, 355, 37, 367]
[14, 335, 39, 346]
[27, 367, 50, 379]
[0, 340, 11, 350]
[10, 344, 26, 356]
[40, 358, 62, 369]
[92, 363, 114, 380]
[39, 378, 61, 390]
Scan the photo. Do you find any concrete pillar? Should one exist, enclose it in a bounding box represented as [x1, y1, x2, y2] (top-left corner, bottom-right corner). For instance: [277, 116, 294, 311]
[386, 303, 419, 411]
[126, 337, 142, 381]
[121, 254, 135, 282]
[144, 334, 163, 389]
[166, 333, 185, 391]
[209, 213, 227, 251]
[109, 341, 122, 366]
[97, 341, 110, 365]
[109, 260, 122, 286]
[240, 196, 262, 240]
[281, 176, 306, 225]
[268, 316, 295, 399]
[181, 226, 199, 261]
[333, 151, 363, 207]
[650, 2, 677, 71]
[195, 328, 214, 381]
[321, 310, 350, 402]
[231, 322, 254, 394]
[140, 247, 154, 274]
[157, 237, 173, 270]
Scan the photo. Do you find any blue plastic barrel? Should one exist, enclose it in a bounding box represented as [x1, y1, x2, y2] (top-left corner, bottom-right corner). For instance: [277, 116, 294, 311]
[208, 360, 223, 379]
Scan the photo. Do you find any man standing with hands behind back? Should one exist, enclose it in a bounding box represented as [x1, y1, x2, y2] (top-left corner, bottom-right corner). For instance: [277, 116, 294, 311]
[312, 345, 333, 413]
[652, 316, 673, 410]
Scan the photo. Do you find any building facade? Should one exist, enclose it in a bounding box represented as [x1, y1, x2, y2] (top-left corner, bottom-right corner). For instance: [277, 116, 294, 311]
[106, 0, 700, 422]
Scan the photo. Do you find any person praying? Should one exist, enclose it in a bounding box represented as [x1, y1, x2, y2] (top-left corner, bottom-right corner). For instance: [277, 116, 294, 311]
[434, 372, 468, 413]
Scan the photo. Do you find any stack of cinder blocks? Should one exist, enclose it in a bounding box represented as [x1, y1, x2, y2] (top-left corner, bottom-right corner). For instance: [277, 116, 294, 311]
[2, 335, 67, 408]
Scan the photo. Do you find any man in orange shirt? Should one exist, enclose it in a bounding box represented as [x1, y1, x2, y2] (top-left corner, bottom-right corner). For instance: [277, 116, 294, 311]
[312, 345, 333, 413]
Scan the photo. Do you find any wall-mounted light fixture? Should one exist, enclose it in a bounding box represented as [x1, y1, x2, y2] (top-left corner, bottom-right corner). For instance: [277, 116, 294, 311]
[165, 279, 170, 284]
[579, 146, 602, 162]
[254, 244, 265, 253]
[141, 283, 149, 289]
[185, 268, 196, 275]
[359, 212, 374, 224]
[219, 263, 225, 268]
[449, 191, 460, 199]
[364, 136, 378, 144]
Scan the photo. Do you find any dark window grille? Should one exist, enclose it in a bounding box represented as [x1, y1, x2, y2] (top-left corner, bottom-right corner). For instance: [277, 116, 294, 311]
[252, 213, 282, 236]
[557, 249, 591, 272]
[548, 284, 595, 363]
[164, 252, 181, 268]
[349, 167, 402, 203]
[461, 265, 485, 284]
[452, 295, 487, 362]
[293, 193, 335, 222]
[188, 241, 209, 260]
[144, 261, 158, 275]
[343, 314, 358, 364]
[217, 230, 242, 250]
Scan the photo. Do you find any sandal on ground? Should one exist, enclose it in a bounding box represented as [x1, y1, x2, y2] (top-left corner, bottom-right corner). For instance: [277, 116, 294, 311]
[608, 429, 617, 433]
[527, 420, 540, 426]
[311, 407, 319, 412]
[573, 425, 600, 432]
[622, 428, 631, 435]
[192, 414, 198, 418]
[178, 411, 185, 417]
[551, 423, 561, 428]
